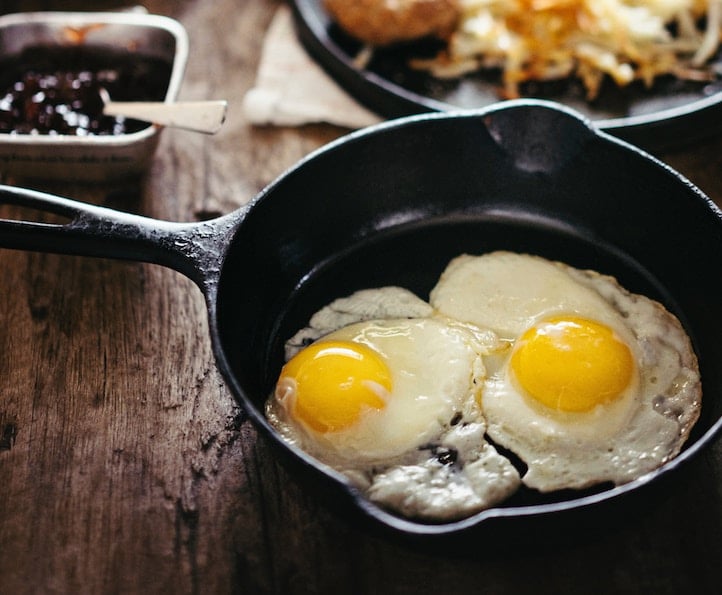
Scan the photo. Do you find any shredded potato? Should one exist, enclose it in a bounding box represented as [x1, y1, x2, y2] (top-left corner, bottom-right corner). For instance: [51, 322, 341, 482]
[409, 0, 722, 99]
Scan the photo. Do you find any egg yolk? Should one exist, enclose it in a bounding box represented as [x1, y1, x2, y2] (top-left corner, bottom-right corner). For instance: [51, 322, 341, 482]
[276, 340, 392, 433]
[510, 316, 634, 412]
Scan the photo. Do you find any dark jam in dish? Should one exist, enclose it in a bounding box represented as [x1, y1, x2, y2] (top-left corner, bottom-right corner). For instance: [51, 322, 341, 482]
[0, 45, 173, 136]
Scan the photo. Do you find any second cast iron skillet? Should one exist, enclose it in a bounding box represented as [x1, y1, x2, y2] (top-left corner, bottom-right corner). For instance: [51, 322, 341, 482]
[1, 100, 721, 546]
[290, 0, 722, 151]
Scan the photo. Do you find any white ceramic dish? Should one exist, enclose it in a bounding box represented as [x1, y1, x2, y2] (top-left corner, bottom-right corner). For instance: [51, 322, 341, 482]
[0, 11, 188, 182]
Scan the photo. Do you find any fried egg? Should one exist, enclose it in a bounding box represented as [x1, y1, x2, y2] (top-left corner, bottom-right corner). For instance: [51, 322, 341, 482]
[430, 251, 702, 492]
[267, 252, 702, 520]
[266, 287, 521, 520]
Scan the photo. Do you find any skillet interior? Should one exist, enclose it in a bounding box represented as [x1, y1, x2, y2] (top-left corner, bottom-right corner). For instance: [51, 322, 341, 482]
[213, 102, 722, 538]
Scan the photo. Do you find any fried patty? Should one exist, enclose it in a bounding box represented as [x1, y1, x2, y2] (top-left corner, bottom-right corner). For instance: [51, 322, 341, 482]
[323, 0, 461, 46]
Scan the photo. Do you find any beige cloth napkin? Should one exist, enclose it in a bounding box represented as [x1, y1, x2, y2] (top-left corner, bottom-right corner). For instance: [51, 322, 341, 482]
[242, 5, 382, 128]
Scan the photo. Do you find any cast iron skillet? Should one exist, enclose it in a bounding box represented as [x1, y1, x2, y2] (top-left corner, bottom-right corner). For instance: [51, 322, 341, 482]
[1, 100, 722, 546]
[290, 0, 722, 151]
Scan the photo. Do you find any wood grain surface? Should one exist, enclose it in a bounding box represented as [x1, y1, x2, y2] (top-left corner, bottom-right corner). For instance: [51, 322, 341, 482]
[1, 1, 721, 594]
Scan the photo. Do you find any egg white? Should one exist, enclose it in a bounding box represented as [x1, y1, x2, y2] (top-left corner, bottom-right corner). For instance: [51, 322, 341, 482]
[284, 286, 434, 361]
[429, 250, 631, 340]
[430, 251, 702, 492]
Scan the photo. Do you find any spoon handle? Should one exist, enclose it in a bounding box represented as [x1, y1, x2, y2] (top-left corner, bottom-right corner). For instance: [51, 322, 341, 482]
[103, 100, 228, 134]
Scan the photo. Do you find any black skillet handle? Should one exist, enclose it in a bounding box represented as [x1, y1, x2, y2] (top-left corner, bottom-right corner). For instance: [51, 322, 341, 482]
[0, 184, 241, 294]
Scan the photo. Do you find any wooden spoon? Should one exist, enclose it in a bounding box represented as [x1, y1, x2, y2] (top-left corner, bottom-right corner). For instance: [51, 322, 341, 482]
[100, 89, 228, 134]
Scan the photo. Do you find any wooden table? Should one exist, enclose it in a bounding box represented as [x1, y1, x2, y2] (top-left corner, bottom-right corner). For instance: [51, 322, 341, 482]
[1, 1, 721, 593]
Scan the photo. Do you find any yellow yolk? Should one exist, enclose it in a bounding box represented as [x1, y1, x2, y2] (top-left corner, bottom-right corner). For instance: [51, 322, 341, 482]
[276, 340, 392, 433]
[510, 316, 634, 412]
